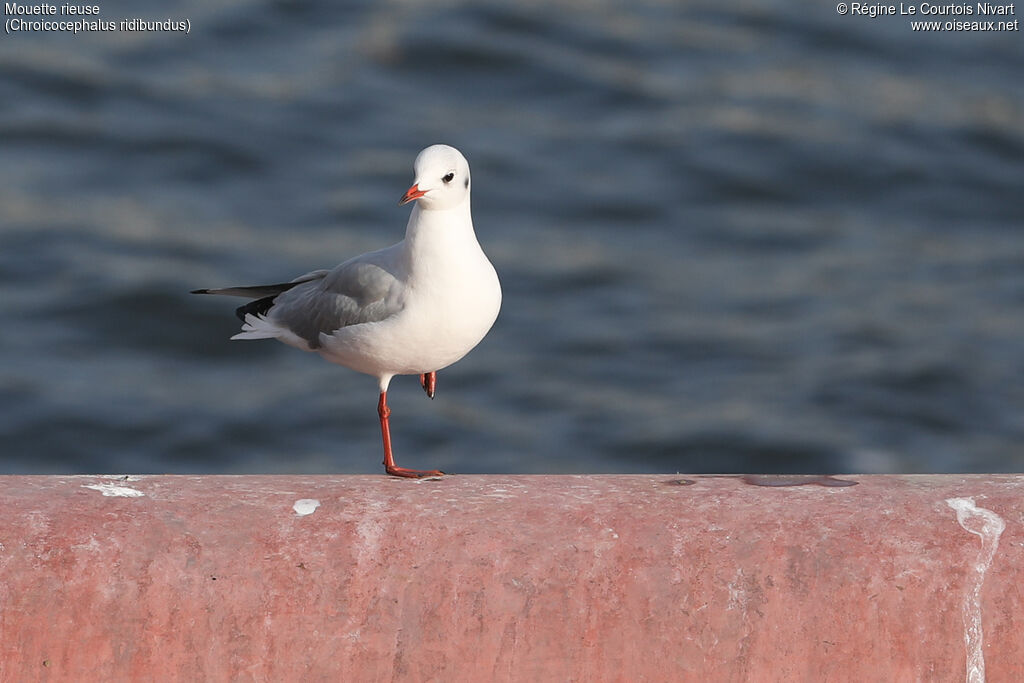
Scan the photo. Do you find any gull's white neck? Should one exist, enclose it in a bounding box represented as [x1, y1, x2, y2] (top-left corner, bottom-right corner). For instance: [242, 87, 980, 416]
[401, 200, 481, 277]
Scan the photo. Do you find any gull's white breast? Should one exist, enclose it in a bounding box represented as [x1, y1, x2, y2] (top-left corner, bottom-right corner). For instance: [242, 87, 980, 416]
[318, 228, 501, 378]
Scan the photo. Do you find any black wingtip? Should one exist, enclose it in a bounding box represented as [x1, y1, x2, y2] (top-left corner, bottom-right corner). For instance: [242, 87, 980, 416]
[235, 295, 278, 322]
[190, 289, 209, 295]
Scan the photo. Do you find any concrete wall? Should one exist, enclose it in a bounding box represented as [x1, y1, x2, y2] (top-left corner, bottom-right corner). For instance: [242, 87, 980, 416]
[1, 474, 1021, 681]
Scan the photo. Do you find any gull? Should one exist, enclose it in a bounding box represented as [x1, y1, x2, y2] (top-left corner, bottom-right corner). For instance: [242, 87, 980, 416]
[192, 145, 501, 477]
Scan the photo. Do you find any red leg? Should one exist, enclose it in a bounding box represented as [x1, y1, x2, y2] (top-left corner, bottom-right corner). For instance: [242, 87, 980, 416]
[419, 371, 436, 399]
[377, 391, 444, 478]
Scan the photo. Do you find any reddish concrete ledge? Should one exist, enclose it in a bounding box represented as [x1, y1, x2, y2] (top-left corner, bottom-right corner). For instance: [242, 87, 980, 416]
[1, 474, 1022, 681]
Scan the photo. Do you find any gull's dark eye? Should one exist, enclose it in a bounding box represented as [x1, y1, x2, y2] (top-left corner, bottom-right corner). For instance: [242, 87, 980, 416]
[442, 172, 455, 184]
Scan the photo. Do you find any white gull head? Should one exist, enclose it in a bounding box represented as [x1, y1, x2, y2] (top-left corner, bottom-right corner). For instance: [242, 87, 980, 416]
[399, 144, 472, 211]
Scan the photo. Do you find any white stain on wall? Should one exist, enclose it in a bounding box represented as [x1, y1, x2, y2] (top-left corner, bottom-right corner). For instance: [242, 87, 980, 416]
[946, 497, 1006, 683]
[82, 483, 145, 498]
[293, 499, 321, 516]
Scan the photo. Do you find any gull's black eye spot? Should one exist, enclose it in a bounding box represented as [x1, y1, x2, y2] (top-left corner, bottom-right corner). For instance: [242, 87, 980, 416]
[443, 172, 455, 184]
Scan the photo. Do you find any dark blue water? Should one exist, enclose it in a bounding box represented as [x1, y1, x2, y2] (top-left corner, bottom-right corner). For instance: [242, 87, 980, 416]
[2, 1, 1022, 474]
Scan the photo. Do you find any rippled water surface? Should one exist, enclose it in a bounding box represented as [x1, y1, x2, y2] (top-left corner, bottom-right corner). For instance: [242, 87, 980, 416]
[2, 1, 1022, 474]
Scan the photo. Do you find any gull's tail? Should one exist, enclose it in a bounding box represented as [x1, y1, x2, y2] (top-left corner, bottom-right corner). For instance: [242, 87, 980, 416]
[231, 313, 285, 340]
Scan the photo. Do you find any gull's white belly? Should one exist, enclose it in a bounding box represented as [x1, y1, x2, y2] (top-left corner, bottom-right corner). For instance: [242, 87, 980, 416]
[318, 260, 501, 378]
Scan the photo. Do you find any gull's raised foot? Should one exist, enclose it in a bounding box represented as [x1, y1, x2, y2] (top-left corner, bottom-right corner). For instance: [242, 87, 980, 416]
[420, 371, 436, 399]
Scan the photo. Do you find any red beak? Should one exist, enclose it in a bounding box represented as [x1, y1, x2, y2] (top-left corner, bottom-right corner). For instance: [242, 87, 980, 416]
[399, 183, 427, 206]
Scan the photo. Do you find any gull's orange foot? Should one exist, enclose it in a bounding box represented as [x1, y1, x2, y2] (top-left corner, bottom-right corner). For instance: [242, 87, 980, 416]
[420, 371, 436, 399]
[385, 465, 446, 479]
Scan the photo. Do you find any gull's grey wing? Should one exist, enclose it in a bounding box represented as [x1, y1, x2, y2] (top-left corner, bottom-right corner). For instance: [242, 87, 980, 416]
[268, 249, 404, 349]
